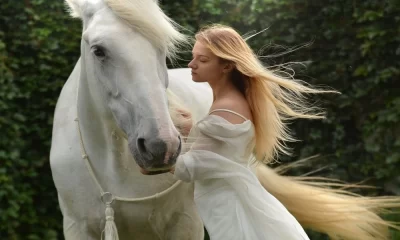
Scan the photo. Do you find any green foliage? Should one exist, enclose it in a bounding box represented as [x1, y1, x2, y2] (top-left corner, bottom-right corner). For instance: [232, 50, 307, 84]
[0, 0, 81, 238]
[1, 0, 399, 239]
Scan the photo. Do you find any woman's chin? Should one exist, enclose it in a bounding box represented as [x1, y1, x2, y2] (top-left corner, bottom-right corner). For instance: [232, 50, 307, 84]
[191, 77, 203, 83]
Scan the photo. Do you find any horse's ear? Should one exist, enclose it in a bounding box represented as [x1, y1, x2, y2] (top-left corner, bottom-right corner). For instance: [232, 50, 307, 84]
[65, 0, 83, 18]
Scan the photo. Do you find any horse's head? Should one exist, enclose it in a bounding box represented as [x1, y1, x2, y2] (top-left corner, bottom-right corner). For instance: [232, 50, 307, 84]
[66, 0, 186, 174]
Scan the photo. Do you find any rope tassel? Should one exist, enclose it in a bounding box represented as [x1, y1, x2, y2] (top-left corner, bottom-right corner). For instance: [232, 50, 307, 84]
[101, 192, 119, 240]
[103, 205, 119, 240]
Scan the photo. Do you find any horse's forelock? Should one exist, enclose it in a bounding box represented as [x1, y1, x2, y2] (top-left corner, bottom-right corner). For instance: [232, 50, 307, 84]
[104, 0, 188, 59]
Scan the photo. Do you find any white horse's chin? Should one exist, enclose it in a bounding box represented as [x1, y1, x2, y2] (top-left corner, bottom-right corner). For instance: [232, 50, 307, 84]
[139, 167, 171, 175]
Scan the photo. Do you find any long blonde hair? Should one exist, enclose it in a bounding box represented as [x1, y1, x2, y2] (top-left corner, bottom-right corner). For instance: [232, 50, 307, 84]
[194, 24, 400, 239]
[195, 24, 337, 163]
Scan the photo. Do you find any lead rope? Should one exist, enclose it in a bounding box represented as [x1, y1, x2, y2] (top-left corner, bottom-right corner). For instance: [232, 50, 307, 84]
[75, 79, 182, 240]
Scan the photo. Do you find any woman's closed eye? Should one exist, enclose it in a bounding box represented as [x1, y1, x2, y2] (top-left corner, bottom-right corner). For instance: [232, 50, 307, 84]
[199, 57, 209, 62]
[192, 55, 209, 63]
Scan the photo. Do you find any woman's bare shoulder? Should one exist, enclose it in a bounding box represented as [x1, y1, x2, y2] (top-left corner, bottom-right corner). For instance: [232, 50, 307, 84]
[210, 94, 253, 124]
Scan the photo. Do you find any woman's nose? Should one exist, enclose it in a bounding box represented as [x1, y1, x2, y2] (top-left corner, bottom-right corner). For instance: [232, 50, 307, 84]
[188, 60, 196, 69]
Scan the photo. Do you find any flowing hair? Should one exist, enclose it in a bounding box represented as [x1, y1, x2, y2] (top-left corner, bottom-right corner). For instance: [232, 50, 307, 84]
[195, 24, 335, 163]
[194, 24, 400, 240]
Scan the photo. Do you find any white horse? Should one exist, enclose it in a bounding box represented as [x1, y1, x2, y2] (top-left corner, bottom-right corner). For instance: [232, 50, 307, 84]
[50, 0, 212, 239]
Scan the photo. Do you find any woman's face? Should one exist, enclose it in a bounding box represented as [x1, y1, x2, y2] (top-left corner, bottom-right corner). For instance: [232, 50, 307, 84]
[188, 41, 225, 84]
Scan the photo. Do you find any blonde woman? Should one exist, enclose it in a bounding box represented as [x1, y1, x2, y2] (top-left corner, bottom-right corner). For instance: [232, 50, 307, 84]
[170, 24, 399, 240]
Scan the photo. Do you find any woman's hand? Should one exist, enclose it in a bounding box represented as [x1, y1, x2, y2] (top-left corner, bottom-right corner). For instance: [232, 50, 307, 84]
[175, 109, 193, 138]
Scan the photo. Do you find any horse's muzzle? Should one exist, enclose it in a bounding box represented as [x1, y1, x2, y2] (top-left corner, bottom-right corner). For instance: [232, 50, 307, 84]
[131, 135, 181, 173]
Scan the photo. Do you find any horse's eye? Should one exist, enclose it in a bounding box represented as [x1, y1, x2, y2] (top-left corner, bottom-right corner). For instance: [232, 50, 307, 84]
[92, 46, 106, 58]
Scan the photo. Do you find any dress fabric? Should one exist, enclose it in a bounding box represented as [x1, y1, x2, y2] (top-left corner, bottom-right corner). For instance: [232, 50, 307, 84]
[174, 110, 310, 240]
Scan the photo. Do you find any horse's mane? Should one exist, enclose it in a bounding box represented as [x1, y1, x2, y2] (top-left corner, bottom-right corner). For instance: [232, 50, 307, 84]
[105, 0, 188, 58]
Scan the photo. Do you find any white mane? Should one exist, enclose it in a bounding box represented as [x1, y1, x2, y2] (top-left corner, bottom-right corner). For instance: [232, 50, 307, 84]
[66, 0, 188, 58]
[105, 0, 187, 58]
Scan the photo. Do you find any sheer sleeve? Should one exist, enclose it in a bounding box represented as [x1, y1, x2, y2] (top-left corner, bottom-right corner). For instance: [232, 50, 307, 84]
[173, 116, 254, 182]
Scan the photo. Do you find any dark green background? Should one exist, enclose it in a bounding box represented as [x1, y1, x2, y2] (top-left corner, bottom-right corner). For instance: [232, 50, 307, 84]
[1, 0, 399, 239]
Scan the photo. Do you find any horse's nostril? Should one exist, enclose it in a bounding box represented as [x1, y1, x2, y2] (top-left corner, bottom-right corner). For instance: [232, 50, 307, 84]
[137, 138, 146, 154]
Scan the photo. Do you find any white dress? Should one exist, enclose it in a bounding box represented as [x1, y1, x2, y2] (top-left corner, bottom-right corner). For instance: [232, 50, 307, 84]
[174, 109, 310, 240]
